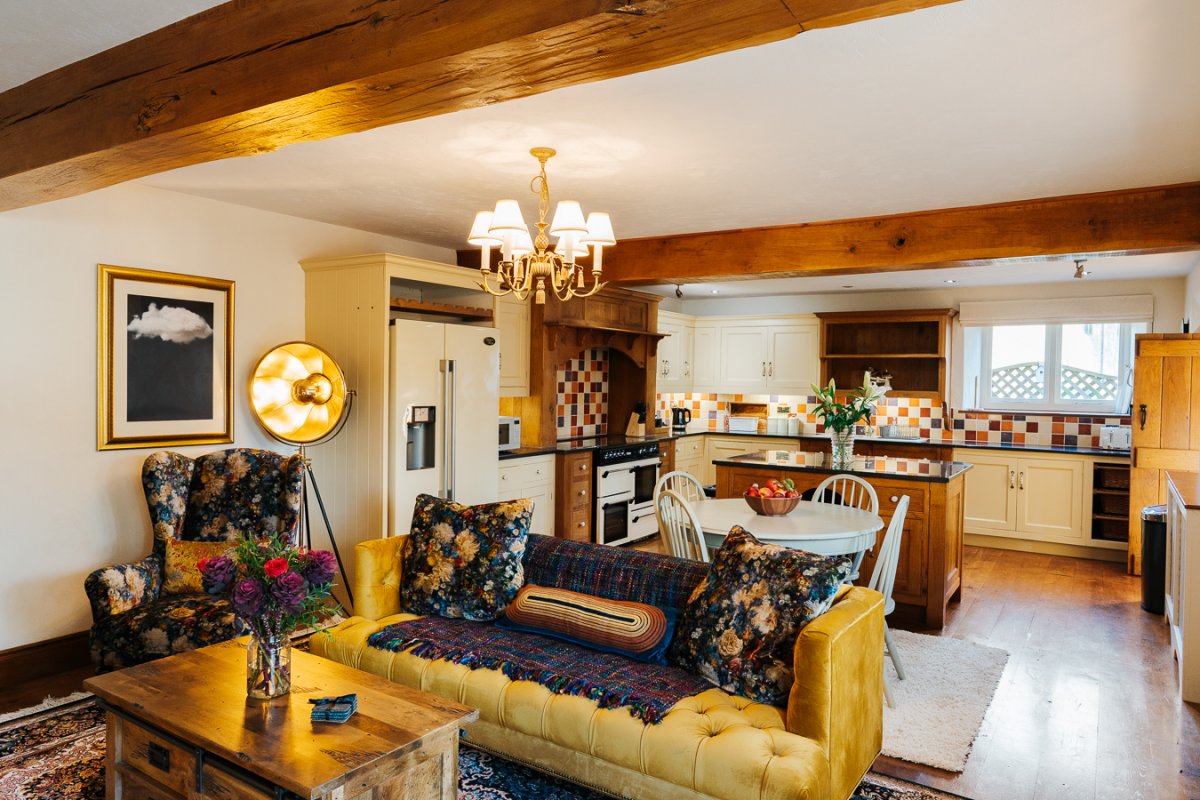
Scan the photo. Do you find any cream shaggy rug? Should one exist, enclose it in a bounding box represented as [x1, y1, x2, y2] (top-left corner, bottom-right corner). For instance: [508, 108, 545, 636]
[882, 629, 1009, 772]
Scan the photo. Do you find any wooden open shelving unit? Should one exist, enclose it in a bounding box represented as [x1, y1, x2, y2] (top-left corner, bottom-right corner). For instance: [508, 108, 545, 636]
[816, 308, 957, 400]
[1092, 462, 1131, 542]
[389, 297, 494, 321]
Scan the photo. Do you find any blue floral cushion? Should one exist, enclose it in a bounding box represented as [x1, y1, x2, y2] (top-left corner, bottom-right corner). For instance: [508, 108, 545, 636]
[669, 526, 851, 707]
[400, 494, 533, 621]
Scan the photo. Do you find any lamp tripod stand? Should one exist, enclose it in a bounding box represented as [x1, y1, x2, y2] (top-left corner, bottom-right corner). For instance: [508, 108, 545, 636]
[248, 341, 357, 609]
[296, 444, 354, 606]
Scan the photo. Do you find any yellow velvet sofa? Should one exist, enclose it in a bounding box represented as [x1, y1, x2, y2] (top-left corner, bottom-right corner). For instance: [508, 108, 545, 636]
[311, 534, 885, 800]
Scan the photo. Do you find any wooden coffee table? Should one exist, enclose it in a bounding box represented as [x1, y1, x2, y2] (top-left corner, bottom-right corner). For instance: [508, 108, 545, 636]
[83, 638, 478, 800]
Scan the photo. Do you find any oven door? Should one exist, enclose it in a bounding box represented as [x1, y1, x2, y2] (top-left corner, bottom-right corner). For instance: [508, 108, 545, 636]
[596, 493, 633, 546]
[629, 458, 661, 507]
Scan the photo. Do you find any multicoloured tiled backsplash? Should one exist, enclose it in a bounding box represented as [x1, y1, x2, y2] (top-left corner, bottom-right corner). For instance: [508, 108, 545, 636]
[656, 393, 1130, 449]
[557, 348, 609, 439]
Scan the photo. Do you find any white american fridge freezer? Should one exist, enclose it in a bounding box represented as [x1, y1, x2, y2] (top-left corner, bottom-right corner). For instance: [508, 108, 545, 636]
[389, 319, 500, 535]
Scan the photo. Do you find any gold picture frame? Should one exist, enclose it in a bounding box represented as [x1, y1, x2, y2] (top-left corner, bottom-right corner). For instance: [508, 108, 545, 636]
[98, 264, 235, 451]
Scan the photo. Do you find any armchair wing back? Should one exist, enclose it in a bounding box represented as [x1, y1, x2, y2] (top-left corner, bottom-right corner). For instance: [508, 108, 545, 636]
[144, 449, 305, 555]
[87, 448, 304, 670]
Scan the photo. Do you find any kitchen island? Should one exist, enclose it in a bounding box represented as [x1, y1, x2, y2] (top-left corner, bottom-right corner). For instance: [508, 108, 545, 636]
[714, 450, 971, 629]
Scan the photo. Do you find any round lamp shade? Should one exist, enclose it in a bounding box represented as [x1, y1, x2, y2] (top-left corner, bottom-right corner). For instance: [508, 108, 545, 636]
[249, 342, 348, 445]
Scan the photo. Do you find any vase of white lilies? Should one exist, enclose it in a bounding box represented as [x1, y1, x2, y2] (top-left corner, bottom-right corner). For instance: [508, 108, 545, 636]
[811, 374, 887, 467]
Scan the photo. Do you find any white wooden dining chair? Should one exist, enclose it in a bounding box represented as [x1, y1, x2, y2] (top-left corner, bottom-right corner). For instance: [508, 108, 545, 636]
[811, 474, 879, 582]
[654, 470, 706, 505]
[868, 494, 910, 709]
[655, 489, 710, 563]
[811, 473, 879, 514]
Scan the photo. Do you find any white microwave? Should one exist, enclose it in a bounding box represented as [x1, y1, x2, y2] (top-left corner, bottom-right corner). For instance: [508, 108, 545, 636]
[499, 416, 522, 452]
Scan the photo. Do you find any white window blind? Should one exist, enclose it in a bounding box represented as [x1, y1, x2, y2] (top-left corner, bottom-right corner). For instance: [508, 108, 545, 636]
[958, 295, 1154, 327]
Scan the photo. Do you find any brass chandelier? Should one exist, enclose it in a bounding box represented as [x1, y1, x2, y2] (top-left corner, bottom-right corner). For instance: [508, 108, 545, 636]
[468, 147, 614, 304]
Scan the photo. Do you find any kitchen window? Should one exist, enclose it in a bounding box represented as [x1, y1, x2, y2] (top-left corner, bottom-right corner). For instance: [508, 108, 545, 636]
[963, 320, 1146, 413]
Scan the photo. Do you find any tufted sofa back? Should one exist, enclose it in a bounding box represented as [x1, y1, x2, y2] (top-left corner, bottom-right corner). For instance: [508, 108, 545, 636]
[521, 534, 709, 612]
[142, 448, 304, 553]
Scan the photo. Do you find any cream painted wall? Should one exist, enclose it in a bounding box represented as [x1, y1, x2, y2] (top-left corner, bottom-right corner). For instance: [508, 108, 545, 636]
[1185, 260, 1200, 329]
[0, 183, 454, 651]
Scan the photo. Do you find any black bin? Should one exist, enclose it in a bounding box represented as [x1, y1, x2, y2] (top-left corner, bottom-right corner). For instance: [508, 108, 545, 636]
[1141, 504, 1167, 614]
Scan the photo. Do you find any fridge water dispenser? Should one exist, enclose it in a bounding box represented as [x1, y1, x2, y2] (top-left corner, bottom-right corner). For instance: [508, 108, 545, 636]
[406, 405, 436, 470]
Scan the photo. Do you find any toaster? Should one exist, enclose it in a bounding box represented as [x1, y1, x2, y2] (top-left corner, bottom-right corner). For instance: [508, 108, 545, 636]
[1099, 425, 1132, 450]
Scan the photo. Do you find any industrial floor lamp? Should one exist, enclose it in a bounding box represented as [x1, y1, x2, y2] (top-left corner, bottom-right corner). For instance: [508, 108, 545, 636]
[248, 341, 355, 606]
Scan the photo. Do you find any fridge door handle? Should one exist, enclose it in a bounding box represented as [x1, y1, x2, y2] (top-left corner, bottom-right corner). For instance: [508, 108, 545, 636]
[442, 359, 456, 500]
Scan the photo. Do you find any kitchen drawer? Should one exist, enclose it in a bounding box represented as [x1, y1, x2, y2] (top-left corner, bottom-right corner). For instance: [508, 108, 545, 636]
[499, 456, 554, 489]
[115, 716, 198, 799]
[564, 509, 590, 542]
[876, 484, 927, 520]
[675, 437, 705, 460]
[568, 478, 591, 511]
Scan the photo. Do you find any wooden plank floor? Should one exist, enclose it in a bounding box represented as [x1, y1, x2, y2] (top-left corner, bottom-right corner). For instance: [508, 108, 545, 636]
[3, 545, 1198, 800]
[875, 546, 1200, 800]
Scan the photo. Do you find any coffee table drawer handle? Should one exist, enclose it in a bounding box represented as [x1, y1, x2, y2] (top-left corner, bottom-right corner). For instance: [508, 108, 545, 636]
[148, 741, 170, 772]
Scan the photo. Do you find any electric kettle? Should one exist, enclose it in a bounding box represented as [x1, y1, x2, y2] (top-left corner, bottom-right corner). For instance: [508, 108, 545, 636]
[671, 407, 692, 432]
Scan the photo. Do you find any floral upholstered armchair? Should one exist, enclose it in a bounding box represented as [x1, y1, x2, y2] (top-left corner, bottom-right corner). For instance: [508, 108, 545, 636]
[85, 448, 304, 670]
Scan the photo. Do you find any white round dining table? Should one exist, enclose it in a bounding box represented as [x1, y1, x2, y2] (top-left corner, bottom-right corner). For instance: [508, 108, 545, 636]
[694, 498, 883, 565]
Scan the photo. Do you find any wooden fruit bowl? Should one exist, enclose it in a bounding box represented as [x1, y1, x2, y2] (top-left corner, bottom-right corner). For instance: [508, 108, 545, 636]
[743, 494, 801, 516]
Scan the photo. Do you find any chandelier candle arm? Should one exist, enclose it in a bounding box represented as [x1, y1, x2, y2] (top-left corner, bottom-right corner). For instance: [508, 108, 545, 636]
[470, 147, 611, 304]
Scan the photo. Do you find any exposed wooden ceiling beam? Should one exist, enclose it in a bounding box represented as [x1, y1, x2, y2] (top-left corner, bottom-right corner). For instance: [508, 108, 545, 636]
[601, 182, 1200, 285]
[0, 0, 956, 212]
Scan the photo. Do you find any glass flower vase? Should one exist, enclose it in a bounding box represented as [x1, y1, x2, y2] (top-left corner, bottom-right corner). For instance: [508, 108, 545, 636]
[829, 428, 856, 468]
[246, 632, 291, 700]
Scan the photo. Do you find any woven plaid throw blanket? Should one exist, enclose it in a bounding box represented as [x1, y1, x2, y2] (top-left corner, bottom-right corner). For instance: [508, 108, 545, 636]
[367, 616, 713, 724]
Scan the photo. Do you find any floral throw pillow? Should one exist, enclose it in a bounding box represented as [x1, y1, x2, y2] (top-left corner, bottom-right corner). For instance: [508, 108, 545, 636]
[669, 526, 851, 707]
[399, 494, 533, 621]
[162, 539, 235, 595]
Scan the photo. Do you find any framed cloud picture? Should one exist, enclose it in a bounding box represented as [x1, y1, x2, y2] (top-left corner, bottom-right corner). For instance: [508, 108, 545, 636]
[98, 264, 235, 450]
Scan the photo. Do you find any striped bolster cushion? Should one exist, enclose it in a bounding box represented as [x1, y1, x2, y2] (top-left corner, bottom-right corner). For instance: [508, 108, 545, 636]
[496, 584, 677, 666]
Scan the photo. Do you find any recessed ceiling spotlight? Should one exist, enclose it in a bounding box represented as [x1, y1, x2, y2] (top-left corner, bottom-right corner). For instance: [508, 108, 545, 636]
[944, 279, 957, 284]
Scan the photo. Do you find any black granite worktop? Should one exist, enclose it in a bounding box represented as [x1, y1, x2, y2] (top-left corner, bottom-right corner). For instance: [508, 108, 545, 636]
[672, 428, 1129, 458]
[714, 450, 972, 483]
[498, 446, 560, 461]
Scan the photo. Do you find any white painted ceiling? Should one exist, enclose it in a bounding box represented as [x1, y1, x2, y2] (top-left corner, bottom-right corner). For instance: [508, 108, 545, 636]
[3, 0, 1199, 292]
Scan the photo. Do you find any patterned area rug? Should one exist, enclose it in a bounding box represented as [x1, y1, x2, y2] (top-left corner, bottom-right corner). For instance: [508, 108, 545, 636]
[0, 695, 964, 800]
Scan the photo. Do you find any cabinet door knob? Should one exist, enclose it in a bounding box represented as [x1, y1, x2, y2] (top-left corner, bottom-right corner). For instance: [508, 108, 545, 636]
[577, 521, 585, 529]
[890, 495, 899, 503]
[578, 489, 586, 497]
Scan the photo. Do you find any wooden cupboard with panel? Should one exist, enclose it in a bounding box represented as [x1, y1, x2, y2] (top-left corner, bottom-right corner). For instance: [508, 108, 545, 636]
[555, 451, 593, 543]
[1130, 334, 1200, 574]
[713, 464, 964, 629]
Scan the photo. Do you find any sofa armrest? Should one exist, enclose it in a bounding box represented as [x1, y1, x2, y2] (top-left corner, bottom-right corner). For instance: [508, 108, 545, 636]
[83, 554, 163, 622]
[353, 535, 408, 620]
[786, 585, 884, 800]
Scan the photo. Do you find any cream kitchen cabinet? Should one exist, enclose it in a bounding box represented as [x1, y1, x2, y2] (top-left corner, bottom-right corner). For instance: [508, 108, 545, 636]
[958, 450, 1085, 544]
[496, 295, 530, 396]
[657, 311, 694, 393]
[718, 319, 819, 394]
[674, 435, 707, 482]
[692, 322, 720, 391]
[498, 455, 555, 536]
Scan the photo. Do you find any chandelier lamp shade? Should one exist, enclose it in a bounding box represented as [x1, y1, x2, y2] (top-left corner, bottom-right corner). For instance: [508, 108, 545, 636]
[469, 147, 614, 304]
